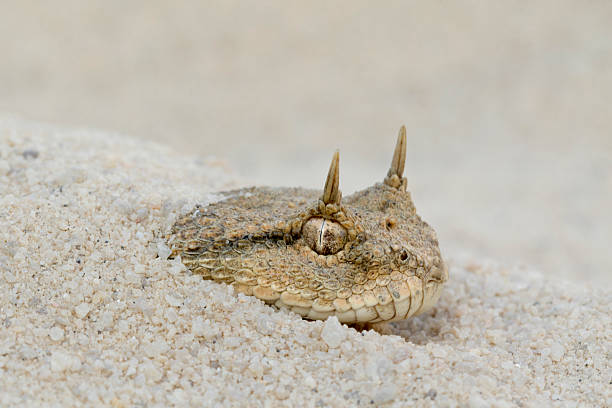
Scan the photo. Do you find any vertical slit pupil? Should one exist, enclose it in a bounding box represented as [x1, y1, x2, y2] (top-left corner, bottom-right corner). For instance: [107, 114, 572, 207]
[318, 219, 326, 247]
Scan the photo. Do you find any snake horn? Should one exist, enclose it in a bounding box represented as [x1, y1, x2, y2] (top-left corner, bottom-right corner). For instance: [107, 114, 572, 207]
[384, 126, 407, 190]
[322, 150, 342, 205]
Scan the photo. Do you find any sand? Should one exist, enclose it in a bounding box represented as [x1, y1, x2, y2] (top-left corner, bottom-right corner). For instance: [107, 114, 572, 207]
[0, 118, 609, 407]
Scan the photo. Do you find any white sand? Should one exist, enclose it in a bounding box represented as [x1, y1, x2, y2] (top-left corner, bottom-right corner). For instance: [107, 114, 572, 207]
[0, 119, 609, 407]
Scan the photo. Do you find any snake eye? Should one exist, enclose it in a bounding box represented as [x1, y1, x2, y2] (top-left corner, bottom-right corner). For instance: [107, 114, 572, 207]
[400, 250, 409, 261]
[302, 217, 347, 255]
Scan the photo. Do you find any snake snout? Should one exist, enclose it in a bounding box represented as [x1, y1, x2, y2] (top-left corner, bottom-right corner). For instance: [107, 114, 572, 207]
[427, 262, 449, 284]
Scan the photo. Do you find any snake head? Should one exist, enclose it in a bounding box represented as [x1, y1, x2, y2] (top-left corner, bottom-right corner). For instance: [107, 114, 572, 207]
[170, 126, 447, 324]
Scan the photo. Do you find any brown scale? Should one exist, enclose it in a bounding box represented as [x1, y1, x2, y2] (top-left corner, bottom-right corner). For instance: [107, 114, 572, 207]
[168, 127, 448, 324]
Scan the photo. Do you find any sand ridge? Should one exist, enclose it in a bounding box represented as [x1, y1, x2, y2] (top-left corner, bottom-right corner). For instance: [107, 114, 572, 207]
[0, 119, 609, 407]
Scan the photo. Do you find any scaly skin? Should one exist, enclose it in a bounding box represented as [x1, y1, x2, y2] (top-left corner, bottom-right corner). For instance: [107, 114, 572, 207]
[168, 127, 448, 323]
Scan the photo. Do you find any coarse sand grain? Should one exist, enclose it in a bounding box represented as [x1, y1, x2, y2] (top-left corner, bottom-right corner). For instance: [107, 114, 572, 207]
[0, 118, 610, 407]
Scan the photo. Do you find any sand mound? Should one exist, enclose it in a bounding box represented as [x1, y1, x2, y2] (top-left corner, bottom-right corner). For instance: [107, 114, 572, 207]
[0, 119, 609, 407]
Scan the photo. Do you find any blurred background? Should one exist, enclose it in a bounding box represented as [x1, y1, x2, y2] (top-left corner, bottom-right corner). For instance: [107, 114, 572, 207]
[1, 1, 610, 284]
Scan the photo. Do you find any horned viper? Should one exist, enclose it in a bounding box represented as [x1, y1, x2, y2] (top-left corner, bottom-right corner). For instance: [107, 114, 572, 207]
[168, 127, 447, 324]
